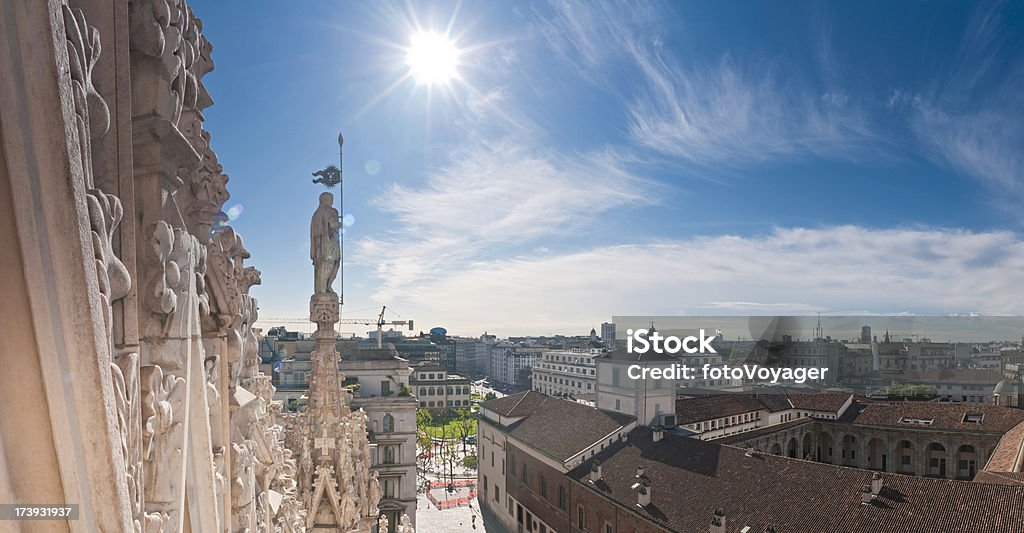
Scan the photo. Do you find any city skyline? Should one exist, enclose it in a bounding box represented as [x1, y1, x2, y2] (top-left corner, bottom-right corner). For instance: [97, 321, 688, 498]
[193, 1, 1024, 336]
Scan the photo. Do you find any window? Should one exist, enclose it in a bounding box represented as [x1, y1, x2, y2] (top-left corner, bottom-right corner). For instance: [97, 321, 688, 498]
[419, 388, 426, 396]
[605, 522, 614, 533]
[540, 476, 547, 497]
[558, 486, 567, 510]
[612, 368, 621, 386]
[578, 506, 586, 528]
[522, 463, 528, 485]
[384, 479, 395, 498]
[494, 486, 500, 502]
[615, 399, 620, 410]
[510, 455, 516, 477]
[382, 446, 396, 464]
[382, 414, 395, 433]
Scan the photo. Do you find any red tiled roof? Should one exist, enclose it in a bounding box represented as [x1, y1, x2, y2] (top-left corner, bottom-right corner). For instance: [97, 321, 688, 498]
[569, 428, 1024, 532]
[847, 402, 1024, 432]
[983, 419, 1024, 473]
[675, 392, 852, 425]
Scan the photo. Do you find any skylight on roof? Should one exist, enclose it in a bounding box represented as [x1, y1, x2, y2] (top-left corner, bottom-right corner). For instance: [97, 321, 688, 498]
[963, 413, 984, 424]
[899, 417, 933, 426]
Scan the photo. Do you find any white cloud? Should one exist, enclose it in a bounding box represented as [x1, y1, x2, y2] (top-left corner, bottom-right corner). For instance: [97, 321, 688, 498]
[352, 88, 659, 303]
[533, 0, 878, 167]
[912, 104, 1023, 194]
[373, 226, 1024, 336]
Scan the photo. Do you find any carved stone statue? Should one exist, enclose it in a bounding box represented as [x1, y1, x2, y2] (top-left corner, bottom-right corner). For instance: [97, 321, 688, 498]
[398, 513, 414, 533]
[310, 192, 341, 295]
[377, 513, 389, 533]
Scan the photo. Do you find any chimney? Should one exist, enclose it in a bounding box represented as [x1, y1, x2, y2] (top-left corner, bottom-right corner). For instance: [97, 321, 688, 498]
[871, 473, 884, 496]
[710, 509, 726, 533]
[652, 425, 664, 442]
[589, 460, 602, 482]
[636, 477, 651, 506]
[860, 485, 873, 505]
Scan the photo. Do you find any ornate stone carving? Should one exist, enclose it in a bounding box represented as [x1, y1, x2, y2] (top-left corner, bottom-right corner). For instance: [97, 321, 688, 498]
[128, 0, 209, 126]
[112, 353, 144, 533]
[398, 513, 415, 533]
[310, 293, 341, 325]
[141, 364, 185, 506]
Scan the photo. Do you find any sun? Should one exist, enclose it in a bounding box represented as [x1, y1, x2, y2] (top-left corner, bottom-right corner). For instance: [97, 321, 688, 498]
[405, 31, 461, 86]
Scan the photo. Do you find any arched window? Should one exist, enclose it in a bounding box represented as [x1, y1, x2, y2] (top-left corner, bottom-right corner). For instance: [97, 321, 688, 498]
[577, 505, 586, 528]
[558, 485, 567, 510]
[419, 387, 426, 396]
[382, 446, 396, 464]
[382, 414, 395, 433]
[447, 386, 454, 395]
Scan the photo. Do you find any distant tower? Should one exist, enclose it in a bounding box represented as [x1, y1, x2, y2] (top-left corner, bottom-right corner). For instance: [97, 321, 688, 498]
[590, 327, 597, 342]
[861, 326, 872, 343]
[601, 322, 616, 342]
[884, 329, 891, 343]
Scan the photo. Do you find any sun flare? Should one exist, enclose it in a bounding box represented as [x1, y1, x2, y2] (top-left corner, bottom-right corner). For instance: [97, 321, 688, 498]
[405, 31, 461, 86]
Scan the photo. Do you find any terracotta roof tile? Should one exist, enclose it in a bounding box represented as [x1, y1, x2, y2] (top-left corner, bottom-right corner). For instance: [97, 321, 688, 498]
[847, 402, 1024, 432]
[569, 428, 1024, 532]
[483, 392, 636, 461]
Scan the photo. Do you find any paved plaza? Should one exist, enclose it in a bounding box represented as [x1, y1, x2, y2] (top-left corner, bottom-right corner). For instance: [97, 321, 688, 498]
[415, 493, 492, 532]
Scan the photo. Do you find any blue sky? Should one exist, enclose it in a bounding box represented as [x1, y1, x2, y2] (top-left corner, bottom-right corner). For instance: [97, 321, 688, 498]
[193, 0, 1024, 336]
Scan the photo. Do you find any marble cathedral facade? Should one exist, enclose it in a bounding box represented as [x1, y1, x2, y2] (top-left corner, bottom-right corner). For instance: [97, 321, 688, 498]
[0, 1, 406, 532]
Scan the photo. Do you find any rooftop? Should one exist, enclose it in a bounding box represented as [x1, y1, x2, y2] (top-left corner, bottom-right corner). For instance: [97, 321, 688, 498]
[675, 392, 853, 425]
[483, 391, 635, 461]
[568, 428, 1024, 532]
[846, 402, 1024, 433]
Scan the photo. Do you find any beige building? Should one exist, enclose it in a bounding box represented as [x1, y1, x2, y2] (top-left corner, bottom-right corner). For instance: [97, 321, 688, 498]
[409, 363, 472, 411]
[532, 349, 598, 397]
[595, 349, 678, 426]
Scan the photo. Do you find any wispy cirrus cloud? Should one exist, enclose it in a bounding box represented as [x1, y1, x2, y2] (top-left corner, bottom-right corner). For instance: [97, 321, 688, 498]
[382, 226, 1024, 335]
[534, 0, 879, 167]
[904, 1, 1024, 207]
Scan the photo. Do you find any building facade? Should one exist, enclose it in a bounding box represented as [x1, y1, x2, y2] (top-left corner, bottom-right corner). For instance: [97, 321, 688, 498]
[409, 363, 472, 411]
[532, 349, 598, 397]
[490, 343, 543, 389]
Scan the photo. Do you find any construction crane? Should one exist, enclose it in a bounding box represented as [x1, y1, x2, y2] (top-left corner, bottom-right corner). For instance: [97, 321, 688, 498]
[259, 306, 414, 348]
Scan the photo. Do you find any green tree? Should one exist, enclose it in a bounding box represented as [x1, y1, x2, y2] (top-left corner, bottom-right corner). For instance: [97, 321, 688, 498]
[484, 392, 497, 401]
[453, 407, 476, 454]
[416, 408, 434, 462]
